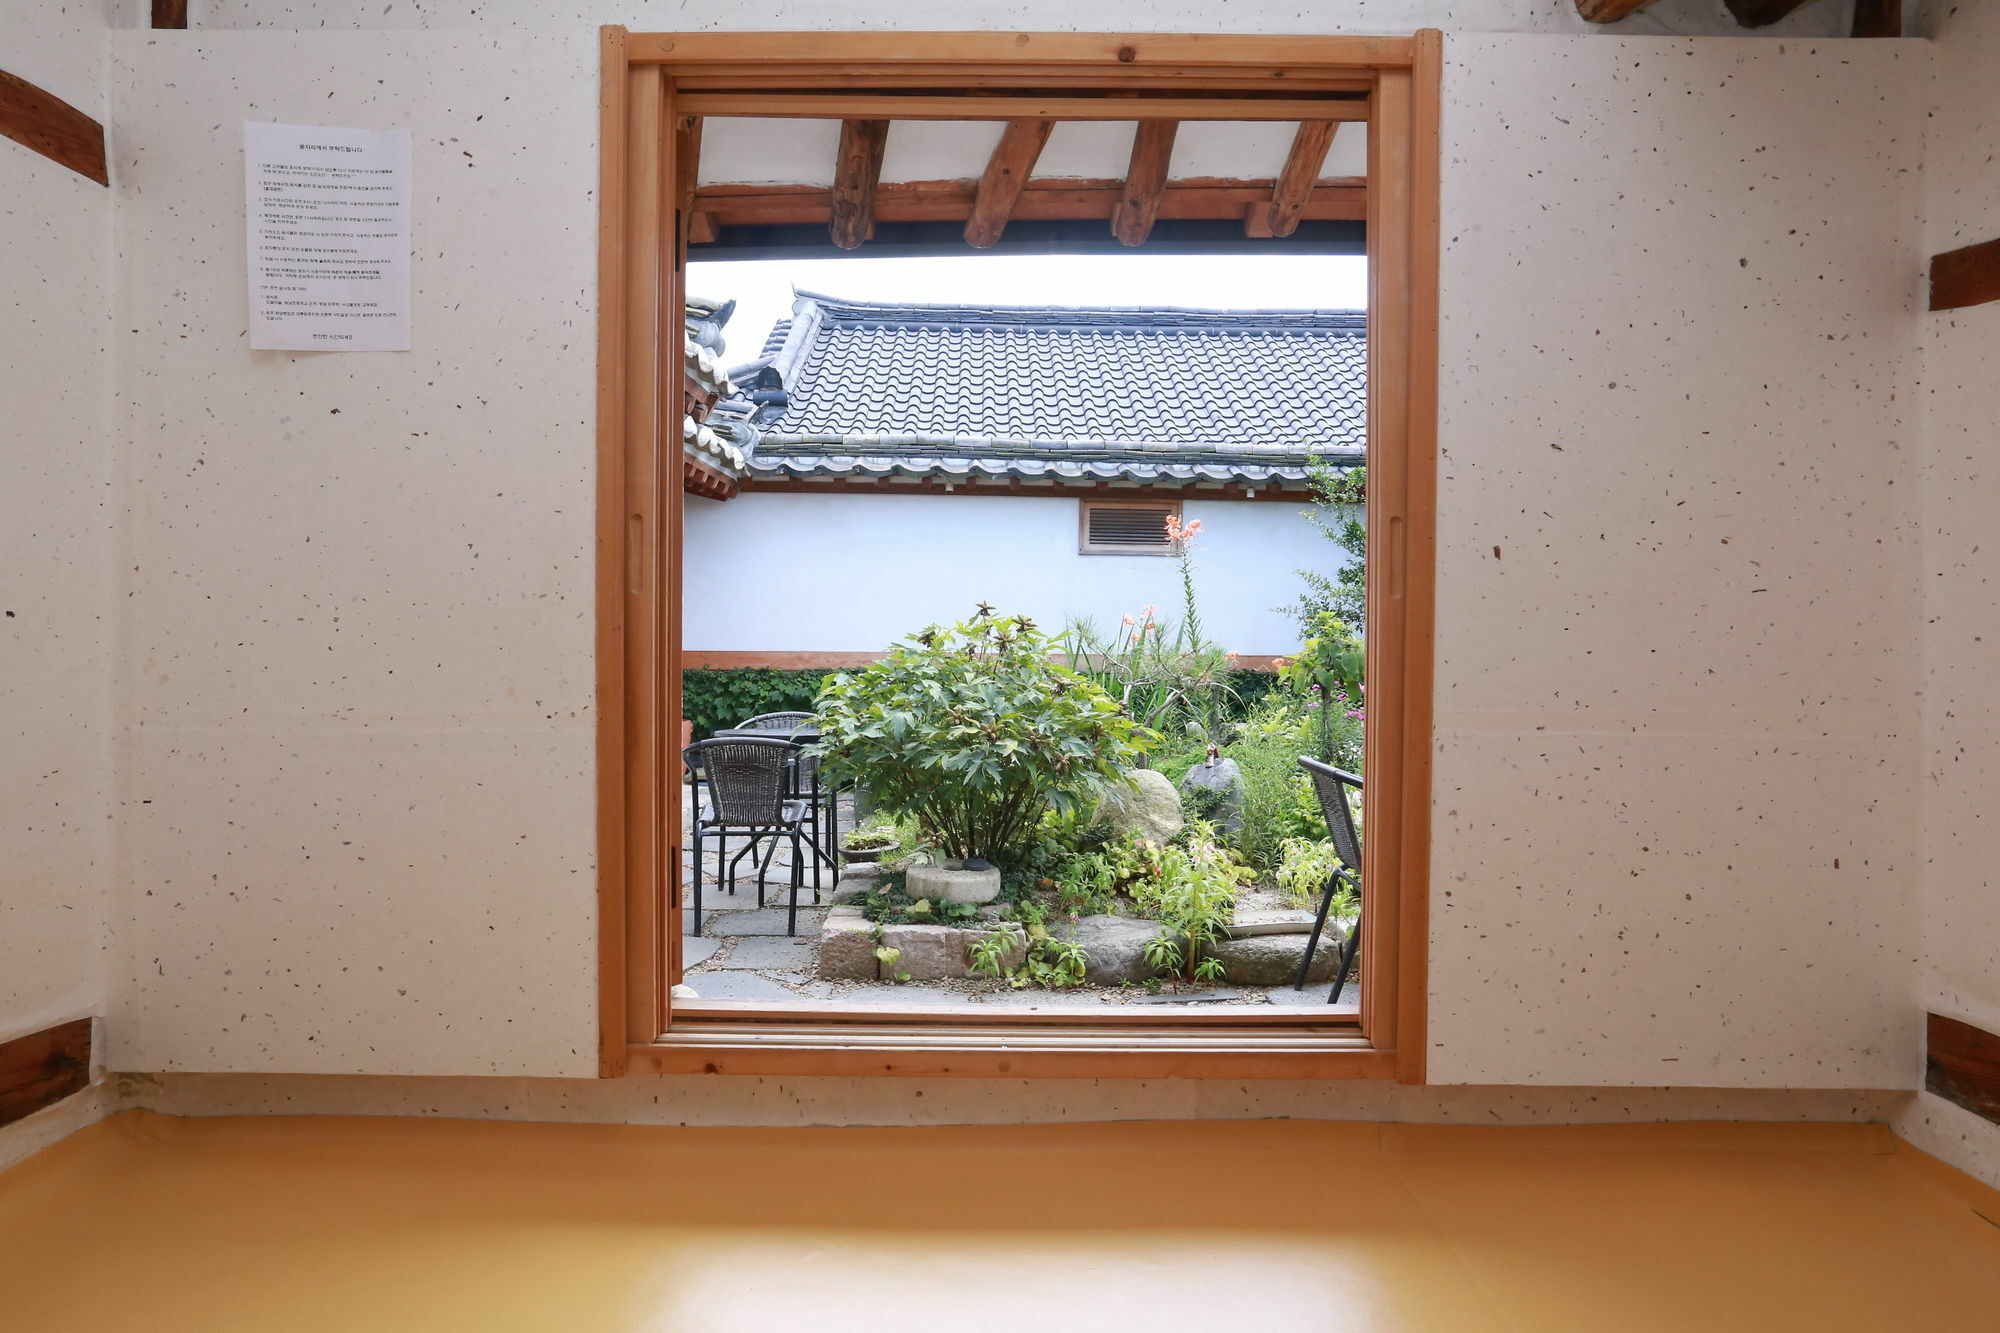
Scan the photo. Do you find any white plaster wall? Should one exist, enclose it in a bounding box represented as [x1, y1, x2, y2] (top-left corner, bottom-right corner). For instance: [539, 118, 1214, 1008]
[1429, 36, 1927, 1086]
[1, 3, 115, 1048]
[1913, 0, 2000, 1152]
[106, 31, 602, 1076]
[684, 493, 1341, 657]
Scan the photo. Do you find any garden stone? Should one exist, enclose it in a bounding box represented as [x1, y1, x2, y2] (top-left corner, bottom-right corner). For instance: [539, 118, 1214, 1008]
[1130, 989, 1240, 1004]
[877, 923, 974, 981]
[676, 972, 795, 1001]
[906, 863, 1002, 905]
[828, 875, 876, 905]
[709, 907, 824, 936]
[1097, 767, 1183, 843]
[718, 936, 815, 970]
[1224, 910, 1318, 938]
[680, 937, 721, 968]
[818, 913, 879, 980]
[835, 861, 887, 883]
[1055, 914, 1165, 987]
[1179, 756, 1246, 835]
[1204, 929, 1350, 987]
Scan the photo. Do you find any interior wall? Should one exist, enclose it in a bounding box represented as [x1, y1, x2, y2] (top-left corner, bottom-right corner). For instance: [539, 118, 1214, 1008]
[107, 30, 602, 1077]
[1429, 36, 1926, 1087]
[100, 27, 1934, 1095]
[1, 3, 114, 1049]
[683, 493, 1337, 657]
[1907, 0, 2000, 1168]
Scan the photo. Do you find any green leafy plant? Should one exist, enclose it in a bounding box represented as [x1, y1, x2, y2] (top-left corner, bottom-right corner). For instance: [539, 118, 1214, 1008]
[1277, 836, 1355, 915]
[1124, 824, 1248, 986]
[841, 819, 900, 853]
[680, 667, 833, 741]
[813, 606, 1153, 865]
[1060, 610, 1239, 749]
[1283, 459, 1367, 636]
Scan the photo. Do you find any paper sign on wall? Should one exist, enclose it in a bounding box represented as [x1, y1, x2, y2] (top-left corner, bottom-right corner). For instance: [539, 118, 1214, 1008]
[244, 122, 412, 351]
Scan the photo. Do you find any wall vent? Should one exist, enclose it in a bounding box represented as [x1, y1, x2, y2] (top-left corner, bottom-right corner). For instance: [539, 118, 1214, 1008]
[1079, 499, 1180, 555]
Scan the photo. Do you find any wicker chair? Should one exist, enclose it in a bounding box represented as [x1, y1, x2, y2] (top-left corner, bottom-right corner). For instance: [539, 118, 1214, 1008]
[727, 711, 836, 895]
[1296, 757, 1363, 1003]
[684, 736, 814, 937]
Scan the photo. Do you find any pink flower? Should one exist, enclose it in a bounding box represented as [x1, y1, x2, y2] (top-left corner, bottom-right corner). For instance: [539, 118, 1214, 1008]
[1346, 710, 1365, 719]
[1121, 615, 1136, 626]
[1225, 650, 1239, 659]
[1271, 657, 1288, 670]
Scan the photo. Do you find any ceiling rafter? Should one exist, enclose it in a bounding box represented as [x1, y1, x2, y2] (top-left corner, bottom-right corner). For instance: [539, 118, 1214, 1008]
[1109, 120, 1179, 247]
[965, 118, 1054, 249]
[828, 118, 890, 250]
[1245, 120, 1339, 239]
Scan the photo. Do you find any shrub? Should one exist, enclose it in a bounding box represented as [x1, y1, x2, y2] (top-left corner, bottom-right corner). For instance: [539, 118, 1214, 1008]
[812, 606, 1153, 865]
[681, 667, 833, 741]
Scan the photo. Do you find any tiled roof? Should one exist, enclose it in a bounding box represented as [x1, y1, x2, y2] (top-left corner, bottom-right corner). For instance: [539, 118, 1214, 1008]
[684, 297, 744, 475]
[720, 292, 1365, 488]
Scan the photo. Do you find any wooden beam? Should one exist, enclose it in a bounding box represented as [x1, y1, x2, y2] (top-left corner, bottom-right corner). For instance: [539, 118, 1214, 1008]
[0, 1019, 91, 1129]
[1720, 0, 1818, 27]
[1926, 1013, 2000, 1125]
[828, 118, 889, 250]
[1245, 120, 1339, 239]
[965, 119, 1053, 249]
[1930, 237, 2000, 312]
[1109, 120, 1178, 246]
[1850, 0, 1901, 36]
[674, 114, 702, 216]
[694, 175, 1368, 231]
[1573, 0, 1659, 20]
[674, 93, 1368, 122]
[631, 32, 1419, 71]
[151, 0, 188, 28]
[0, 69, 108, 185]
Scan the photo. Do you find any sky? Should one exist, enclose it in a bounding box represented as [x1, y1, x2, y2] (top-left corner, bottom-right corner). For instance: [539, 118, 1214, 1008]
[688, 253, 1369, 367]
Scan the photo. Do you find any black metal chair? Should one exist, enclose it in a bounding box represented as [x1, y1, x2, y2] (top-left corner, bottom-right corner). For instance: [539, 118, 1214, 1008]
[727, 711, 838, 893]
[684, 735, 815, 937]
[1295, 757, 1363, 1003]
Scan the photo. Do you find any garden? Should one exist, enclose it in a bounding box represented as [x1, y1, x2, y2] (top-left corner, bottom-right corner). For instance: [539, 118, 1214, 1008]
[679, 465, 1368, 1006]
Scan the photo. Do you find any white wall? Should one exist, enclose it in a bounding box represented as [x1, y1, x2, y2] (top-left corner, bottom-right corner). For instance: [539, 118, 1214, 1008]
[1901, 0, 2000, 1178]
[1, 3, 114, 1051]
[107, 31, 602, 1076]
[1429, 36, 1926, 1087]
[684, 493, 1340, 657]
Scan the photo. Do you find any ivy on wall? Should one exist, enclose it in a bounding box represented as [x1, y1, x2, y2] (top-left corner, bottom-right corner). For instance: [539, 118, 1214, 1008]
[682, 668, 835, 740]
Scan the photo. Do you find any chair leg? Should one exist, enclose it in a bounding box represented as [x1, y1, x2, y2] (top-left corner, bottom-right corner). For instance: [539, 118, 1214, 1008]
[690, 824, 705, 936]
[1329, 919, 1361, 1005]
[786, 826, 803, 936]
[726, 834, 767, 906]
[1294, 870, 1341, 989]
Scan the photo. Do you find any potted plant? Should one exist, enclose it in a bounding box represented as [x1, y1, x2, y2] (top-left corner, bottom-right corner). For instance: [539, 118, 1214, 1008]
[839, 823, 900, 865]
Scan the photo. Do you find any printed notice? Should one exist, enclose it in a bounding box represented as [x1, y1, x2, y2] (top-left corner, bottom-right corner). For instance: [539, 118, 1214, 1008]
[245, 122, 411, 351]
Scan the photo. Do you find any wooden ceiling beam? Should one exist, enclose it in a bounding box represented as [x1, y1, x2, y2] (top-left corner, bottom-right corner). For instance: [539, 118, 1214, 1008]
[1849, 0, 1900, 36]
[694, 175, 1368, 231]
[1573, 0, 1660, 20]
[965, 119, 1054, 249]
[1109, 120, 1178, 247]
[1720, 0, 1819, 26]
[828, 118, 890, 250]
[674, 93, 1368, 122]
[1245, 120, 1339, 239]
[1931, 237, 2000, 312]
[0, 69, 108, 185]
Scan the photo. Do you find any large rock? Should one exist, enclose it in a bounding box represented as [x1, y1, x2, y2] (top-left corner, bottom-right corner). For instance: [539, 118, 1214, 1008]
[1204, 925, 1355, 987]
[1178, 756, 1246, 835]
[1096, 768, 1184, 844]
[1055, 914, 1167, 987]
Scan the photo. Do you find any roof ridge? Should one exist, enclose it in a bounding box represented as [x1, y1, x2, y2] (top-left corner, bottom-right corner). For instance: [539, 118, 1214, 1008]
[790, 287, 1366, 323]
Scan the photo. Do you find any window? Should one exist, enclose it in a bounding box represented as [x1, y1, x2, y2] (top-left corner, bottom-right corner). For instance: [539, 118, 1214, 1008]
[1079, 499, 1179, 555]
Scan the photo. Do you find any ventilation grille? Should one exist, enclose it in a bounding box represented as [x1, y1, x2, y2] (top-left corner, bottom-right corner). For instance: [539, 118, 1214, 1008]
[1081, 501, 1178, 555]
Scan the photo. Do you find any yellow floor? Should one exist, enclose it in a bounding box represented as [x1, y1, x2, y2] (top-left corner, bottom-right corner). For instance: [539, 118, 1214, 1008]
[3, 1112, 1997, 1331]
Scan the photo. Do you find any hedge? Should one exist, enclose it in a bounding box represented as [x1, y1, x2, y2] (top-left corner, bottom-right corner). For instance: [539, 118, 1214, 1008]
[682, 668, 835, 741]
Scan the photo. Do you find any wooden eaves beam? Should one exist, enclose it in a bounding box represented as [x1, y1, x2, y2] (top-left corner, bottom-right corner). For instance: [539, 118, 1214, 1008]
[828, 118, 890, 250]
[1245, 120, 1338, 239]
[676, 114, 715, 244]
[965, 118, 1053, 249]
[1110, 120, 1178, 246]
[1931, 237, 2000, 312]
[1720, 0, 1818, 25]
[0, 68, 108, 185]
[1573, 0, 1659, 20]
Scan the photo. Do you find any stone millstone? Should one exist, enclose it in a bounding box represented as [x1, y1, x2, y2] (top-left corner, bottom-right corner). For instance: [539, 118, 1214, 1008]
[1178, 756, 1246, 835]
[906, 863, 1002, 905]
[1055, 914, 1166, 987]
[1096, 767, 1184, 844]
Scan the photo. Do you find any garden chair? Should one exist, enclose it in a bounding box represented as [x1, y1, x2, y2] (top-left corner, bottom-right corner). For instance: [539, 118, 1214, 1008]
[683, 735, 816, 937]
[1295, 756, 1363, 1003]
[728, 710, 837, 893]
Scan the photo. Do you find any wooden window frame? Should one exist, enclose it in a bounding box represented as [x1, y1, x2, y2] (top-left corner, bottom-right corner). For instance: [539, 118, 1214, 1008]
[1079, 497, 1181, 556]
[597, 29, 1439, 1081]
